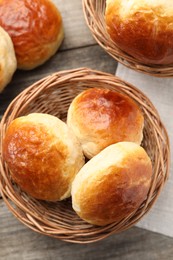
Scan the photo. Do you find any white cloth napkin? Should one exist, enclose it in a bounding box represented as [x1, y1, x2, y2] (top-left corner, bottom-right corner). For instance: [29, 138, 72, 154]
[116, 63, 173, 237]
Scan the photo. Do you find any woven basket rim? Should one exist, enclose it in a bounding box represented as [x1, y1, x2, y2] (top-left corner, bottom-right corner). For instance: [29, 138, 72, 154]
[0, 67, 170, 243]
[82, 0, 173, 77]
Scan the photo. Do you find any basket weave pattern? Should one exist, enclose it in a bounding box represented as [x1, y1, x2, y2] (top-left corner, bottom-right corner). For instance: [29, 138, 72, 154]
[0, 68, 170, 243]
[83, 0, 173, 77]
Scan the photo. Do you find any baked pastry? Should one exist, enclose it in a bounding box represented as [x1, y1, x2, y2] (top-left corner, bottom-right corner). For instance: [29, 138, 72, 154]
[3, 113, 85, 201]
[72, 142, 152, 226]
[0, 26, 17, 93]
[0, 0, 64, 70]
[67, 88, 144, 159]
[105, 0, 173, 64]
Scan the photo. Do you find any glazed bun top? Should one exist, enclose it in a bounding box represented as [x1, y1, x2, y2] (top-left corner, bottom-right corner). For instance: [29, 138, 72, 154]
[0, 0, 64, 70]
[105, 0, 173, 64]
[72, 142, 152, 226]
[0, 26, 17, 92]
[67, 88, 144, 159]
[3, 113, 85, 201]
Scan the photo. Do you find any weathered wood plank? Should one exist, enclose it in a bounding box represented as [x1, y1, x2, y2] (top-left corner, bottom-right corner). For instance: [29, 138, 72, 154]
[0, 201, 173, 260]
[52, 0, 96, 50]
[0, 45, 117, 116]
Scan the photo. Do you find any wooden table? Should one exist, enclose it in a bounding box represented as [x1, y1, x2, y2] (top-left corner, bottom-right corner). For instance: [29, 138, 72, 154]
[0, 1, 173, 259]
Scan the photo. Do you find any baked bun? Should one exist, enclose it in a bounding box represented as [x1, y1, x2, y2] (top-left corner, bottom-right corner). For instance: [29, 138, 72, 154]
[105, 0, 173, 65]
[0, 26, 17, 93]
[72, 142, 152, 226]
[67, 88, 144, 159]
[3, 113, 85, 201]
[0, 0, 64, 70]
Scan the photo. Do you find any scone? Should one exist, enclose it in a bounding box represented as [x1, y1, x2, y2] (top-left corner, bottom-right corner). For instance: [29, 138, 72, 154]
[0, 0, 64, 70]
[67, 88, 144, 158]
[3, 113, 85, 201]
[0, 26, 17, 93]
[72, 142, 152, 226]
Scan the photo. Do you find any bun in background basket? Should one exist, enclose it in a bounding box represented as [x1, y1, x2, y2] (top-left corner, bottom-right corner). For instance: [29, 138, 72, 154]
[105, 0, 173, 65]
[83, 0, 173, 77]
[0, 68, 170, 243]
[0, 0, 64, 70]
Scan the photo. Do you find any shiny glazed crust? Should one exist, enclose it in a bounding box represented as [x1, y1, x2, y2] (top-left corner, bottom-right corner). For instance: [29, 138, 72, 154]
[3, 113, 85, 201]
[72, 142, 152, 226]
[0, 0, 64, 70]
[0, 26, 17, 92]
[105, 0, 173, 64]
[67, 88, 144, 158]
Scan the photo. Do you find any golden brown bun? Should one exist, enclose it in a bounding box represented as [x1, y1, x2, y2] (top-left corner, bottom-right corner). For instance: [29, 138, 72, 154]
[0, 0, 64, 70]
[3, 113, 85, 201]
[105, 0, 173, 65]
[0, 26, 17, 92]
[72, 142, 152, 226]
[67, 88, 144, 159]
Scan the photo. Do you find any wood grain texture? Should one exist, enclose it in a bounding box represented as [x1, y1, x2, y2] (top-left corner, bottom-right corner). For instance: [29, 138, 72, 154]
[0, 201, 173, 260]
[52, 0, 96, 50]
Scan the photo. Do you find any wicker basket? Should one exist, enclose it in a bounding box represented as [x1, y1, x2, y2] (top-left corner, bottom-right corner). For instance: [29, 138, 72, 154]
[83, 0, 173, 77]
[0, 68, 170, 244]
